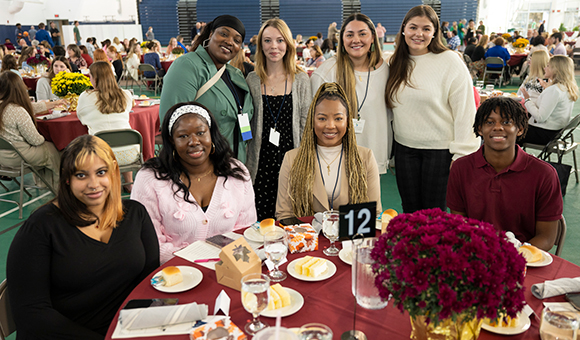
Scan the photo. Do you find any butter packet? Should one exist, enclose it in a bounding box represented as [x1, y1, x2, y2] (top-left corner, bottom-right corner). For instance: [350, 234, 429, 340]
[190, 316, 246, 340]
[281, 224, 318, 253]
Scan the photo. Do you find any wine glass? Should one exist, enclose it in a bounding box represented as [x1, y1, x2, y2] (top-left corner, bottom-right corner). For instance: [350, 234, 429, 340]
[298, 323, 333, 340]
[241, 273, 270, 334]
[322, 210, 340, 256]
[540, 307, 579, 340]
[264, 229, 288, 282]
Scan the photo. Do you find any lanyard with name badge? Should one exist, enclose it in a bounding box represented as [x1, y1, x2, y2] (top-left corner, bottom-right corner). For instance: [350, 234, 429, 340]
[263, 79, 287, 147]
[224, 70, 252, 142]
[316, 147, 343, 209]
[353, 68, 371, 134]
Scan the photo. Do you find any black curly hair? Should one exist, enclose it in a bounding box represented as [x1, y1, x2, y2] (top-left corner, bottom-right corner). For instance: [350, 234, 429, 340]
[473, 96, 528, 140]
[142, 102, 247, 204]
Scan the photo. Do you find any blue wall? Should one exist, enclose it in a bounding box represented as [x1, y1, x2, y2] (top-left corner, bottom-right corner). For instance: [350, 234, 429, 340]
[360, 0, 422, 36]
[440, 0, 479, 26]
[279, 0, 342, 40]
[139, 0, 180, 44]
[197, 0, 261, 44]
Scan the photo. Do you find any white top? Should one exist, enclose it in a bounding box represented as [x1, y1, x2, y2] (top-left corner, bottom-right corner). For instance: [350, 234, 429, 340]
[316, 144, 342, 203]
[390, 51, 480, 160]
[126, 54, 140, 81]
[302, 48, 311, 60]
[36, 77, 59, 101]
[517, 76, 544, 104]
[311, 57, 391, 173]
[524, 84, 574, 131]
[77, 89, 133, 135]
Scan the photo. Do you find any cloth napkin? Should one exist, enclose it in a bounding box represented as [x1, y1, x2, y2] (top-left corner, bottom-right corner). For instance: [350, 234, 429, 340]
[38, 111, 70, 120]
[119, 302, 208, 330]
[531, 277, 580, 299]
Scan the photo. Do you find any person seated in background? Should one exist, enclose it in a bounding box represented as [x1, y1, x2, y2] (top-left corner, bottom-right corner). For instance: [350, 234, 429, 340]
[40, 41, 54, 58]
[125, 43, 141, 81]
[550, 32, 566, 56]
[176, 35, 187, 53]
[484, 36, 511, 84]
[79, 45, 93, 67]
[306, 45, 326, 68]
[448, 30, 460, 51]
[519, 55, 578, 145]
[17, 46, 35, 71]
[447, 97, 562, 251]
[131, 102, 257, 264]
[0, 54, 21, 77]
[16, 38, 27, 52]
[85, 37, 95, 58]
[67, 43, 87, 70]
[517, 50, 550, 106]
[7, 134, 159, 339]
[106, 45, 124, 81]
[93, 49, 115, 75]
[464, 37, 477, 60]
[54, 45, 79, 72]
[143, 41, 165, 79]
[112, 36, 124, 52]
[37, 43, 51, 59]
[276, 82, 381, 220]
[321, 38, 335, 59]
[4, 38, 15, 51]
[36, 56, 71, 101]
[166, 37, 178, 55]
[301, 38, 314, 62]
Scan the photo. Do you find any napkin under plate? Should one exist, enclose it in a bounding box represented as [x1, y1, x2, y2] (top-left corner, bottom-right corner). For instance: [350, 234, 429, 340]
[532, 277, 580, 299]
[119, 302, 208, 330]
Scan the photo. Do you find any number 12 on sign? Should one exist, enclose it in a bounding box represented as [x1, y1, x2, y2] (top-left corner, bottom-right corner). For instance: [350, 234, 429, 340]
[339, 202, 377, 239]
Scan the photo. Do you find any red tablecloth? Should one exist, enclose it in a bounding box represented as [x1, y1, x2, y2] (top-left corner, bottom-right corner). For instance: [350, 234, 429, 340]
[161, 60, 173, 72]
[22, 76, 39, 90]
[105, 231, 580, 340]
[508, 53, 528, 67]
[37, 105, 160, 160]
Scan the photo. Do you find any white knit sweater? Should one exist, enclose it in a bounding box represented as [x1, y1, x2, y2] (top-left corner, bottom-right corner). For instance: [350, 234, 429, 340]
[391, 51, 480, 160]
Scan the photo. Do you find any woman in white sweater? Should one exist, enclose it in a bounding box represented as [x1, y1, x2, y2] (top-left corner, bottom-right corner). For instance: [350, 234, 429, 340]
[36, 56, 71, 101]
[311, 13, 390, 175]
[125, 43, 142, 81]
[519, 55, 579, 145]
[385, 5, 480, 213]
[77, 61, 138, 191]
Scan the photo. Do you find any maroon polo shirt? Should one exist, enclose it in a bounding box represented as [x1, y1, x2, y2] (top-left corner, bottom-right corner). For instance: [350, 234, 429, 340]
[447, 145, 562, 242]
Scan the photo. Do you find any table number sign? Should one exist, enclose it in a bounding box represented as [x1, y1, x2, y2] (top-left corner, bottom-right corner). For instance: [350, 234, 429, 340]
[338, 202, 376, 239]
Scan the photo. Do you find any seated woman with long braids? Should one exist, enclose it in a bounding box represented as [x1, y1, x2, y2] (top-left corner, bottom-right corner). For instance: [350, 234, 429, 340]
[276, 82, 381, 220]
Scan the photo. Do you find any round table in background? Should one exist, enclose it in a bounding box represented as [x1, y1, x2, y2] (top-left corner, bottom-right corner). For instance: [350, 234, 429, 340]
[22, 76, 40, 91]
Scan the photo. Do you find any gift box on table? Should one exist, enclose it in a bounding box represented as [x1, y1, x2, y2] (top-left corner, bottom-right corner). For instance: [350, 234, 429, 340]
[215, 238, 260, 291]
[280, 223, 318, 253]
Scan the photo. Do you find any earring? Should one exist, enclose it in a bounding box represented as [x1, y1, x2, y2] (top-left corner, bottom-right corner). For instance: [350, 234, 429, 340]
[211, 143, 215, 155]
[202, 39, 210, 48]
[370, 43, 375, 52]
[66, 180, 69, 185]
[173, 150, 178, 160]
[402, 32, 405, 36]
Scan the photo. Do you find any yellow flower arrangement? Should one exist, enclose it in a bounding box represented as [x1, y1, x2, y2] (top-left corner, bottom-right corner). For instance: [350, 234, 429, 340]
[513, 38, 529, 49]
[501, 33, 511, 40]
[309, 36, 318, 41]
[51, 72, 92, 98]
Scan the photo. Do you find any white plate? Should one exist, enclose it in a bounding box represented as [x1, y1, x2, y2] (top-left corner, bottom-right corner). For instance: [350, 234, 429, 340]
[287, 258, 337, 281]
[261, 288, 304, 318]
[527, 250, 553, 267]
[243, 226, 284, 243]
[138, 102, 154, 107]
[482, 311, 531, 335]
[134, 96, 150, 100]
[375, 217, 382, 230]
[152, 266, 203, 293]
[338, 248, 353, 265]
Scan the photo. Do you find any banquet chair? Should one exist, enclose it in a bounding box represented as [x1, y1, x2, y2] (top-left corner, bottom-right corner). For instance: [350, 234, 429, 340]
[554, 217, 567, 257]
[0, 136, 57, 219]
[94, 129, 143, 187]
[483, 57, 506, 87]
[523, 114, 580, 183]
[0, 280, 16, 340]
[138, 64, 162, 96]
[118, 61, 133, 88]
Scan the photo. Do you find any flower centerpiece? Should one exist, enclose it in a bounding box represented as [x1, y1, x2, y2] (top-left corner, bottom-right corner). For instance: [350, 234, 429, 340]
[371, 209, 526, 340]
[26, 55, 50, 74]
[171, 46, 185, 56]
[513, 38, 529, 53]
[50, 72, 92, 111]
[140, 41, 149, 54]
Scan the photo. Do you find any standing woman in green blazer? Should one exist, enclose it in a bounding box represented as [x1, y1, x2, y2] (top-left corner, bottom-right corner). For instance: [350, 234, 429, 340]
[160, 15, 254, 163]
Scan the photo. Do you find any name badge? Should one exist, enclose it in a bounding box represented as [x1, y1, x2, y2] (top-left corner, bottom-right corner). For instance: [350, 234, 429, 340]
[353, 119, 365, 134]
[238, 113, 252, 141]
[269, 128, 280, 147]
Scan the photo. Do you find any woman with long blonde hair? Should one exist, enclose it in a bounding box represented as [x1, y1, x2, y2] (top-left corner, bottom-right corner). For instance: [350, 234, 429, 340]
[126, 42, 141, 81]
[518, 50, 550, 104]
[386, 5, 480, 213]
[520, 55, 579, 145]
[7, 135, 159, 338]
[276, 82, 381, 221]
[166, 37, 178, 55]
[77, 61, 138, 191]
[246, 18, 312, 219]
[311, 13, 390, 175]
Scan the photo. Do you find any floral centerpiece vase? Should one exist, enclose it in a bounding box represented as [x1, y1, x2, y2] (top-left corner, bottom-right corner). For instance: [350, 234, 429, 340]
[371, 209, 527, 340]
[50, 72, 92, 112]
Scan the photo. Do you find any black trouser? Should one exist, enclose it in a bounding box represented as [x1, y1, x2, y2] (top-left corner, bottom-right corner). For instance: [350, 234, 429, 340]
[517, 125, 559, 146]
[394, 141, 453, 213]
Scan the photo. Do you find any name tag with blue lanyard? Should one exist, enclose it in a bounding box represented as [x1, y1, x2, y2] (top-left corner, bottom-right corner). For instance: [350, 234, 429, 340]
[224, 70, 252, 141]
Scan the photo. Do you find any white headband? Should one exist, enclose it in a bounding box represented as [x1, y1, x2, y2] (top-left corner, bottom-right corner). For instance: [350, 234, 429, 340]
[168, 105, 212, 135]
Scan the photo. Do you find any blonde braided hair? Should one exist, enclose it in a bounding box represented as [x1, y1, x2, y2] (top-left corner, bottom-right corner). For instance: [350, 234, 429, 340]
[288, 82, 368, 217]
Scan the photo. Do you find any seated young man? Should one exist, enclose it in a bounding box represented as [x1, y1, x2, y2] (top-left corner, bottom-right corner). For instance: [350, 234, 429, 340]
[447, 97, 562, 251]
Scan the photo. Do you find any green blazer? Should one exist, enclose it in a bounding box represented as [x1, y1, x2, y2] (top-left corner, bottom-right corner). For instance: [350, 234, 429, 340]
[159, 45, 254, 163]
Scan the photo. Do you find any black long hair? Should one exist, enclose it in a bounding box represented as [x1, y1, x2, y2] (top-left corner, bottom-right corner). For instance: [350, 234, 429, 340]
[143, 102, 247, 204]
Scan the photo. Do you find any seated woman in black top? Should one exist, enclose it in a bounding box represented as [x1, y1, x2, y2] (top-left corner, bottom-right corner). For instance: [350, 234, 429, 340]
[7, 135, 160, 339]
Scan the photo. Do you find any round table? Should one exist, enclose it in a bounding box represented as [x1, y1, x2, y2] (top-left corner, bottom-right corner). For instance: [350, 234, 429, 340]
[105, 229, 580, 339]
[22, 76, 40, 91]
[36, 104, 160, 160]
[161, 60, 173, 72]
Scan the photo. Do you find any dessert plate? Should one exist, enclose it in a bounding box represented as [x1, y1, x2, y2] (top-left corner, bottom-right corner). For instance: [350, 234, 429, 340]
[243, 226, 284, 243]
[261, 288, 304, 318]
[338, 248, 353, 266]
[287, 258, 337, 281]
[151, 266, 203, 293]
[482, 311, 531, 335]
[527, 250, 553, 267]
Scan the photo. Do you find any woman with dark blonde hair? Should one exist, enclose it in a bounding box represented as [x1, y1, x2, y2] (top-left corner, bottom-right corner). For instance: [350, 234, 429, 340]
[36, 56, 71, 101]
[246, 18, 312, 219]
[306, 45, 325, 68]
[386, 5, 480, 213]
[126, 42, 141, 81]
[311, 13, 390, 175]
[67, 43, 87, 69]
[7, 134, 159, 338]
[77, 61, 138, 191]
[276, 82, 380, 220]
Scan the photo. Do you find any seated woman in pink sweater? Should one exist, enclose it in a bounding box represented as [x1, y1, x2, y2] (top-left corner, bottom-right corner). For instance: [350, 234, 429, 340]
[131, 102, 257, 263]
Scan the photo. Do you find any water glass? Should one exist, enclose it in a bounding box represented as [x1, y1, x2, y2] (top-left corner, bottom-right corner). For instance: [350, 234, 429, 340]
[476, 80, 484, 88]
[254, 327, 299, 340]
[540, 308, 579, 340]
[322, 210, 340, 256]
[298, 323, 333, 340]
[241, 273, 270, 334]
[486, 84, 495, 92]
[352, 237, 389, 310]
[264, 229, 288, 282]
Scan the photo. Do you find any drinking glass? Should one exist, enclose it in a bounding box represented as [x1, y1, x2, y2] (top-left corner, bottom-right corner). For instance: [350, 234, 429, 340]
[241, 273, 270, 334]
[264, 229, 288, 282]
[540, 308, 579, 340]
[352, 237, 389, 309]
[298, 323, 333, 340]
[254, 327, 299, 340]
[476, 80, 484, 89]
[322, 210, 340, 256]
[486, 84, 495, 92]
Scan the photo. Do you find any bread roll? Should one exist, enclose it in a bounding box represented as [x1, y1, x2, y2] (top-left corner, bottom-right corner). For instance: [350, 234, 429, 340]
[161, 266, 183, 287]
[260, 218, 275, 236]
[518, 244, 542, 263]
[381, 209, 398, 233]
